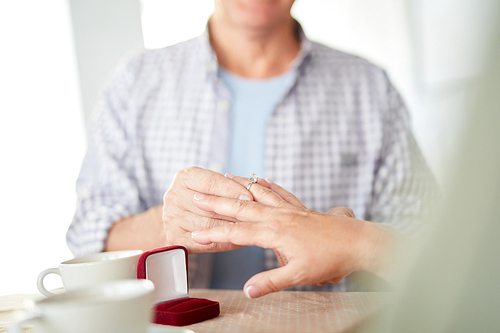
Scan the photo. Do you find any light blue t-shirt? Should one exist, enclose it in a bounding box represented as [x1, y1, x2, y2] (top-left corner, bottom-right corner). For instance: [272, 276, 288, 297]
[210, 68, 295, 290]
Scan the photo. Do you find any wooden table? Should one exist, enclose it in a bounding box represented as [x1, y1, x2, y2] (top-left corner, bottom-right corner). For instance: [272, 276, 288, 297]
[0, 289, 389, 333]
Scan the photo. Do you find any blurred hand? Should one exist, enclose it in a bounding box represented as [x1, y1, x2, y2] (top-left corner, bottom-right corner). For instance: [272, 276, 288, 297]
[191, 177, 393, 298]
[225, 174, 355, 267]
[162, 167, 254, 253]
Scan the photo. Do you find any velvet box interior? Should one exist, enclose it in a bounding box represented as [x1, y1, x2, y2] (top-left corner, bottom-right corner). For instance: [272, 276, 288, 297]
[137, 246, 220, 326]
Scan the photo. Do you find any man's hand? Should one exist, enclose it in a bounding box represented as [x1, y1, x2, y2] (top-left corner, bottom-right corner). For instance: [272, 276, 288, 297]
[191, 178, 398, 299]
[225, 174, 356, 267]
[105, 167, 254, 253]
[162, 167, 255, 253]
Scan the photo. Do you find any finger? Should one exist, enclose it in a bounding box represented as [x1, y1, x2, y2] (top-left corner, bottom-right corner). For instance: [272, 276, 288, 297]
[225, 174, 295, 209]
[326, 207, 355, 218]
[188, 240, 242, 254]
[176, 167, 253, 200]
[186, 188, 243, 222]
[193, 193, 290, 224]
[163, 186, 244, 224]
[264, 178, 306, 209]
[191, 221, 275, 249]
[165, 214, 242, 254]
[183, 210, 238, 231]
[162, 198, 236, 234]
[243, 264, 298, 298]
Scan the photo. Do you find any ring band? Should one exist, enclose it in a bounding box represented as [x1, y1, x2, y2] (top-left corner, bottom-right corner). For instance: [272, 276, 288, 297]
[246, 173, 259, 191]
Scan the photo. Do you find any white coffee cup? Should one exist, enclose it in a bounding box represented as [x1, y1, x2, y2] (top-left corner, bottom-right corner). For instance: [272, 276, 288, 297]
[37, 250, 142, 297]
[10, 279, 154, 333]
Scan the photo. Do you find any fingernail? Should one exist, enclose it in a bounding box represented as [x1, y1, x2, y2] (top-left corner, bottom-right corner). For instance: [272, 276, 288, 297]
[225, 173, 235, 179]
[245, 285, 263, 299]
[194, 193, 206, 201]
[191, 231, 200, 238]
[265, 178, 274, 184]
[238, 194, 252, 201]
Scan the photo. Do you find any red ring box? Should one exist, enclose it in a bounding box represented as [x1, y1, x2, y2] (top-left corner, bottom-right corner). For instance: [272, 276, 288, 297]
[137, 246, 220, 326]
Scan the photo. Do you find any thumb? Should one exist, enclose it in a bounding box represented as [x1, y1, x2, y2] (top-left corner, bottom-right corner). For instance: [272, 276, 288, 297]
[243, 265, 297, 299]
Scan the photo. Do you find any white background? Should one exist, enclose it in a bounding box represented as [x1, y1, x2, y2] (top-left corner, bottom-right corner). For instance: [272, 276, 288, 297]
[0, 0, 498, 295]
[0, 1, 85, 295]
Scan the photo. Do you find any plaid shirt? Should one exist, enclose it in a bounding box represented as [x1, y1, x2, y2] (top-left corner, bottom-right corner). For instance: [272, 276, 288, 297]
[67, 25, 436, 291]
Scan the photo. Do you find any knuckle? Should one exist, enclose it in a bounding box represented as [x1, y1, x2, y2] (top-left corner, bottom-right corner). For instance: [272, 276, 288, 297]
[191, 213, 217, 229]
[266, 218, 283, 234]
[223, 222, 238, 238]
[176, 166, 200, 182]
[161, 203, 177, 222]
[257, 186, 273, 199]
[287, 194, 305, 206]
[203, 242, 219, 252]
[337, 207, 354, 218]
[287, 266, 306, 286]
[285, 208, 308, 224]
[204, 172, 219, 194]
[205, 217, 221, 229]
[234, 200, 251, 220]
[265, 208, 305, 232]
[261, 187, 288, 207]
[163, 211, 181, 228]
[330, 206, 355, 218]
[192, 218, 205, 229]
[184, 166, 200, 174]
[162, 189, 173, 203]
[174, 168, 187, 181]
[345, 208, 355, 218]
[263, 275, 281, 293]
[220, 222, 242, 243]
[204, 242, 238, 253]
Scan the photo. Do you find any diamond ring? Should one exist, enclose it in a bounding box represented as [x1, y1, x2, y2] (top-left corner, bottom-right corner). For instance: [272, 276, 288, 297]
[246, 173, 259, 190]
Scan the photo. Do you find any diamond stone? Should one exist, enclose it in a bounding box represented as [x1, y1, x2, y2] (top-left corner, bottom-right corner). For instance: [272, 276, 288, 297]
[249, 173, 259, 183]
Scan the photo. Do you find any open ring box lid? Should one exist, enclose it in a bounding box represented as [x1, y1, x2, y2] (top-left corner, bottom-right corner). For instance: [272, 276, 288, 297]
[137, 246, 220, 326]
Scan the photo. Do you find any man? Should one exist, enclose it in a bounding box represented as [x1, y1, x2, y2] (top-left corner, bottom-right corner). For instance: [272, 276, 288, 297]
[67, 0, 436, 291]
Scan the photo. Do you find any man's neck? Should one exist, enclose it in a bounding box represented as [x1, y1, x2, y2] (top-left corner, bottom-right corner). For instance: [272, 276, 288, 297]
[208, 17, 300, 79]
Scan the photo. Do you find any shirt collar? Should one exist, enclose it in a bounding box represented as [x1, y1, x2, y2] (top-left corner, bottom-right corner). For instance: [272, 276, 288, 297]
[290, 21, 312, 72]
[196, 20, 313, 80]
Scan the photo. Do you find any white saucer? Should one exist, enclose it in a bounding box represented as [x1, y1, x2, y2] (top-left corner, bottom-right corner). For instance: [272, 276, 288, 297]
[147, 324, 195, 333]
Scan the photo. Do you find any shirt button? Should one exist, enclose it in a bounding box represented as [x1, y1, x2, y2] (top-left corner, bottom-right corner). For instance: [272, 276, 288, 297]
[218, 101, 230, 112]
[209, 162, 223, 174]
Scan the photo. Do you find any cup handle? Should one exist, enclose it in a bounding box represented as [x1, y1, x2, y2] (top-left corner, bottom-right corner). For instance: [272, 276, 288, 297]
[37, 267, 61, 297]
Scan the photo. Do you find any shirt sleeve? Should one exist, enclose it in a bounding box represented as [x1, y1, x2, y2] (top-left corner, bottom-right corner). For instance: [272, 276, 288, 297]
[66, 53, 144, 257]
[368, 72, 439, 237]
